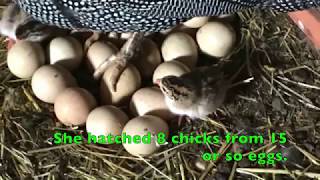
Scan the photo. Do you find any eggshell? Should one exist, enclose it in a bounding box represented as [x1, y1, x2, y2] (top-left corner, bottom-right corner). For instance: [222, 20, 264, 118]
[122, 115, 169, 156]
[86, 105, 129, 138]
[86, 41, 118, 72]
[7, 40, 45, 78]
[161, 32, 198, 69]
[133, 39, 161, 79]
[100, 64, 141, 105]
[183, 16, 210, 28]
[49, 36, 83, 71]
[31, 65, 77, 103]
[152, 61, 190, 84]
[54, 87, 97, 126]
[196, 21, 236, 58]
[130, 87, 175, 120]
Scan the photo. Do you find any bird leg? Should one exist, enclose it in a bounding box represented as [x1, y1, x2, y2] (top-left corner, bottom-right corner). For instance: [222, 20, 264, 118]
[83, 31, 101, 52]
[93, 32, 145, 92]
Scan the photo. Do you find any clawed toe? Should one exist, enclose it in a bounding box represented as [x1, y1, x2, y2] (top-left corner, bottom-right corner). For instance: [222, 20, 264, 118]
[84, 32, 101, 52]
[93, 54, 127, 92]
[107, 56, 127, 92]
[92, 32, 145, 92]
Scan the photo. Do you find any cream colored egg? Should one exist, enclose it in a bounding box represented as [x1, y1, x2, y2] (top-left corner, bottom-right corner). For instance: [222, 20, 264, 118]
[152, 61, 190, 84]
[217, 14, 235, 19]
[100, 64, 141, 105]
[54, 87, 97, 126]
[122, 115, 169, 156]
[134, 39, 161, 79]
[196, 21, 236, 58]
[7, 41, 45, 78]
[161, 32, 198, 69]
[120, 32, 133, 39]
[86, 41, 118, 72]
[130, 87, 175, 120]
[183, 16, 210, 28]
[31, 65, 77, 103]
[86, 105, 129, 138]
[49, 36, 83, 71]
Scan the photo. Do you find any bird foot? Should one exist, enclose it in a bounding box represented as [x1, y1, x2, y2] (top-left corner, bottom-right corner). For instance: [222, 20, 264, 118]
[93, 32, 145, 92]
[93, 53, 128, 92]
[84, 32, 101, 52]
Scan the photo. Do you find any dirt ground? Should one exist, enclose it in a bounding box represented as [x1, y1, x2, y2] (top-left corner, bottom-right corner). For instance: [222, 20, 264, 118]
[0, 9, 320, 179]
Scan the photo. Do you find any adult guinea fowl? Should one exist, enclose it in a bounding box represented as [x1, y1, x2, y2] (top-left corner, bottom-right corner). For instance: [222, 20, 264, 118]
[2, 0, 319, 92]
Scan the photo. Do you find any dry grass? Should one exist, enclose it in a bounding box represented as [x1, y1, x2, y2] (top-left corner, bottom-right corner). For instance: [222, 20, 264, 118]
[0, 9, 320, 180]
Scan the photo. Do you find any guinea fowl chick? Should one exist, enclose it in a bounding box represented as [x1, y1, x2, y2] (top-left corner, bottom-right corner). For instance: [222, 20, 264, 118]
[156, 63, 250, 119]
[0, 3, 68, 42]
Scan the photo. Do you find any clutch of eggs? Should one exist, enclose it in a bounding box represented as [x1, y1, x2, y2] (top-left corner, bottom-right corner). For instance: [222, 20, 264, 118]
[6, 16, 237, 156]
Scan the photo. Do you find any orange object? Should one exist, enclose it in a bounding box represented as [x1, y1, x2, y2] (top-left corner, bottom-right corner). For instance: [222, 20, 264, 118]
[289, 9, 320, 49]
[6, 39, 15, 50]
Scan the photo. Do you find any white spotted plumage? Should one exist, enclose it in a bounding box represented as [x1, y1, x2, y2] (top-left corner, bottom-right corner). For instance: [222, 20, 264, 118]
[15, 0, 320, 32]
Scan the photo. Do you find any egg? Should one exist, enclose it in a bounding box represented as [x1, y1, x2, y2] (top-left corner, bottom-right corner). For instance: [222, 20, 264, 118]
[48, 36, 83, 71]
[122, 115, 169, 156]
[152, 61, 190, 84]
[86, 41, 118, 72]
[169, 25, 198, 39]
[54, 87, 97, 126]
[133, 39, 161, 79]
[100, 64, 141, 105]
[7, 40, 45, 78]
[217, 14, 235, 19]
[161, 32, 198, 69]
[31, 65, 77, 103]
[86, 105, 129, 138]
[183, 16, 210, 28]
[130, 87, 175, 120]
[120, 32, 133, 39]
[196, 21, 236, 58]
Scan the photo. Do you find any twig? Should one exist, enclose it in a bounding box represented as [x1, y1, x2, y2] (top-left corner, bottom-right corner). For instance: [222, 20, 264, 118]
[138, 156, 172, 180]
[27, 144, 79, 154]
[280, 65, 320, 78]
[236, 168, 320, 179]
[276, 76, 320, 90]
